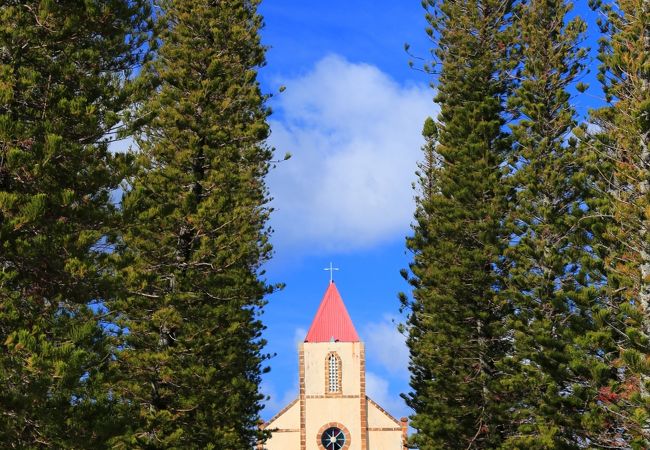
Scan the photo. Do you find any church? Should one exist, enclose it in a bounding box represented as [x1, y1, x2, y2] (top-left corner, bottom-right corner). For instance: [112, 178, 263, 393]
[259, 281, 408, 450]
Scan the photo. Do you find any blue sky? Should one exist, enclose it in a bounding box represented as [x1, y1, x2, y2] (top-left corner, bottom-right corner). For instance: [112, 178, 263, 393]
[257, 1, 436, 421]
[255, 0, 605, 422]
[100, 0, 435, 420]
[99, 0, 606, 425]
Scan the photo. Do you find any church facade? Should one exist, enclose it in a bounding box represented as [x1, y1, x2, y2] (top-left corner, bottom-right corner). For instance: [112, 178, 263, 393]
[259, 282, 407, 450]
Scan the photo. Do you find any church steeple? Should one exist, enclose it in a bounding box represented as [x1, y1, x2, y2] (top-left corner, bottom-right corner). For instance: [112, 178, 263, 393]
[304, 282, 360, 343]
[261, 281, 408, 450]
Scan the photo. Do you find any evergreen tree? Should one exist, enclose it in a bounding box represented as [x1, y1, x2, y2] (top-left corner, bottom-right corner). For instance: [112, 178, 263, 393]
[498, 0, 613, 446]
[400, 0, 514, 445]
[580, 0, 650, 445]
[110, 0, 275, 447]
[0, 1, 149, 447]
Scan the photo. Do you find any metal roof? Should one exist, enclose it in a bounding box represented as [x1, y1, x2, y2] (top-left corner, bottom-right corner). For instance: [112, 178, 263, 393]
[304, 282, 360, 343]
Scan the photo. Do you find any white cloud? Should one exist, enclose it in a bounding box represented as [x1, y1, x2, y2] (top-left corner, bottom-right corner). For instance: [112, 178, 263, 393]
[261, 379, 298, 419]
[107, 136, 137, 154]
[585, 121, 602, 135]
[293, 327, 307, 349]
[267, 55, 437, 253]
[366, 371, 405, 416]
[106, 123, 138, 154]
[363, 315, 409, 379]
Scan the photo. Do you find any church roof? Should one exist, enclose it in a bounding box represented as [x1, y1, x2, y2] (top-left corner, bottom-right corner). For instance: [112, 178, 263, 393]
[305, 282, 360, 343]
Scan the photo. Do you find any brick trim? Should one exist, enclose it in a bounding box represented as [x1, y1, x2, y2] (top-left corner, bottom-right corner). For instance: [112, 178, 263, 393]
[305, 394, 359, 399]
[325, 351, 343, 396]
[401, 417, 409, 450]
[316, 422, 351, 450]
[299, 344, 306, 450]
[359, 343, 368, 450]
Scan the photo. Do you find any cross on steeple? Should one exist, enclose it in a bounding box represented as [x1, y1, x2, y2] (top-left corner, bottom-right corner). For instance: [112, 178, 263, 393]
[324, 262, 339, 283]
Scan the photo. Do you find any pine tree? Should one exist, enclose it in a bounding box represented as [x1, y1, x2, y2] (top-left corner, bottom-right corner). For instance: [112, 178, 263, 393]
[579, 0, 650, 445]
[400, 0, 514, 446]
[0, 1, 149, 447]
[109, 0, 275, 448]
[497, 0, 615, 446]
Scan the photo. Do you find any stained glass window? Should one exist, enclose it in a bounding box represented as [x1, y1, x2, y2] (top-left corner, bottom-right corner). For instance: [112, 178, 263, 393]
[321, 426, 345, 450]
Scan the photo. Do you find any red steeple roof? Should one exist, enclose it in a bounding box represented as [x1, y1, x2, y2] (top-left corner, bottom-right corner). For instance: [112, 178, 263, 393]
[305, 282, 360, 343]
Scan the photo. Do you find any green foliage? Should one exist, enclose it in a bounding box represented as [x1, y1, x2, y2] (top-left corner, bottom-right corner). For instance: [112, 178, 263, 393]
[497, 0, 612, 447]
[0, 1, 149, 447]
[108, 1, 275, 448]
[400, 0, 514, 446]
[583, 0, 650, 445]
[402, 0, 646, 446]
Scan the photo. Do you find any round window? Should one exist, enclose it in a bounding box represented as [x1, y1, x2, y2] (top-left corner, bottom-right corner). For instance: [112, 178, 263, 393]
[320, 426, 346, 450]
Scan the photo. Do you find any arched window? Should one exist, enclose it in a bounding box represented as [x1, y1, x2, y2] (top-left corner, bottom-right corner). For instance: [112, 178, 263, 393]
[327, 352, 341, 394]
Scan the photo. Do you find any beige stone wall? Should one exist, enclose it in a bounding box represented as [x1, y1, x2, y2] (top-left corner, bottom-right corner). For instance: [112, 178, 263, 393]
[366, 399, 403, 450]
[266, 399, 299, 430]
[262, 340, 404, 450]
[303, 342, 362, 397]
[303, 342, 363, 450]
[260, 430, 300, 450]
[367, 398, 400, 429]
[262, 396, 405, 450]
[367, 429, 404, 450]
[305, 397, 360, 450]
[262, 399, 300, 450]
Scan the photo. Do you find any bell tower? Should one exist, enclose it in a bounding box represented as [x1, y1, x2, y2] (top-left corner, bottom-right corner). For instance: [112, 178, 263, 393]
[261, 282, 407, 450]
[300, 281, 366, 450]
